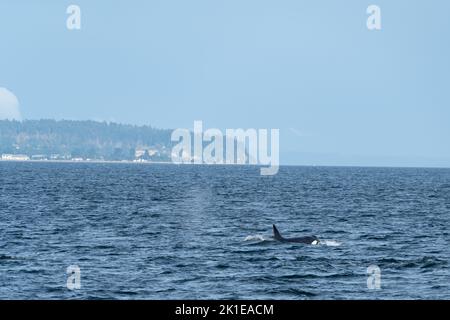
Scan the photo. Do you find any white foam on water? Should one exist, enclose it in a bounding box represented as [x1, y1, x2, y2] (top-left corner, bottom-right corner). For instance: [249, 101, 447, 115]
[244, 234, 267, 242]
[243, 235, 340, 246]
[321, 240, 342, 247]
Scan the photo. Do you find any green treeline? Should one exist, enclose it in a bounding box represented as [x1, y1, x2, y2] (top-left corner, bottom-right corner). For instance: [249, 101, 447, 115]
[0, 119, 173, 161]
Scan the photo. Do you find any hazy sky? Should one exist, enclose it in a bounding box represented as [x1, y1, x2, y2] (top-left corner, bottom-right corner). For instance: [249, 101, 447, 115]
[0, 1, 449, 166]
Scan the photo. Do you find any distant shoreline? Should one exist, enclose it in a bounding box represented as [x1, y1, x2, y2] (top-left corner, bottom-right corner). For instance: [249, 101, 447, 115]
[1, 158, 450, 170]
[0, 159, 251, 166]
[0, 159, 173, 165]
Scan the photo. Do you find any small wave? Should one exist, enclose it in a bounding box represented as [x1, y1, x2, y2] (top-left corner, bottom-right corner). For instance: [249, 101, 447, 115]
[420, 256, 447, 269]
[377, 256, 447, 270]
[0, 254, 15, 260]
[271, 288, 317, 297]
[320, 240, 342, 247]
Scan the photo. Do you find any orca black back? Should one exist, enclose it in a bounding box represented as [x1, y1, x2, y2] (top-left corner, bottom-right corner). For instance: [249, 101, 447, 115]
[272, 224, 319, 245]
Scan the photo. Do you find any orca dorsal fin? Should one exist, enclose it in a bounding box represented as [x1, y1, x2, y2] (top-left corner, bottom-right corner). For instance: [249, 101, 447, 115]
[273, 224, 284, 241]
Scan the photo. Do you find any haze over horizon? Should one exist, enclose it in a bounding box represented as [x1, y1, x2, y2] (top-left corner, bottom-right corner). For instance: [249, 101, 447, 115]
[1, 1, 449, 167]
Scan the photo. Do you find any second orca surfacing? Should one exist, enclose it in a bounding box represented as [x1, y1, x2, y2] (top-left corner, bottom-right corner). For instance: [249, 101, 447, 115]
[272, 224, 320, 245]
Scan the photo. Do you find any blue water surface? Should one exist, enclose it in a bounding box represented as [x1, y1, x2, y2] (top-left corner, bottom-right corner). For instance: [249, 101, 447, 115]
[0, 162, 449, 299]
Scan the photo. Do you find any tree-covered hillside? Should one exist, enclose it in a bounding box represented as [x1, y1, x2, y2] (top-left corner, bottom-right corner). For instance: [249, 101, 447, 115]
[0, 119, 173, 161]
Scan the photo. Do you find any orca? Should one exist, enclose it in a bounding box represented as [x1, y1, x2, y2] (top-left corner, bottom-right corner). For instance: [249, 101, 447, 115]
[272, 224, 320, 245]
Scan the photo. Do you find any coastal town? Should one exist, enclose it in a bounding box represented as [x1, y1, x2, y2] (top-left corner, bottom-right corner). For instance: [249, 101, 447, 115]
[0, 146, 171, 163]
[0, 119, 174, 163]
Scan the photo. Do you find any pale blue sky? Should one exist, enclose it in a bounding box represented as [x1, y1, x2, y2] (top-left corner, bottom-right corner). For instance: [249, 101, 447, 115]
[0, 1, 449, 166]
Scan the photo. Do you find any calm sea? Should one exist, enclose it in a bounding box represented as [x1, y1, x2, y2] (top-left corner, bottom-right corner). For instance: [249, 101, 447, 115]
[1, 162, 449, 299]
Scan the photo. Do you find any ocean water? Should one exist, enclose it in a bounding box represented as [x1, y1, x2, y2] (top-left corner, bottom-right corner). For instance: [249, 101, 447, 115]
[0, 162, 449, 299]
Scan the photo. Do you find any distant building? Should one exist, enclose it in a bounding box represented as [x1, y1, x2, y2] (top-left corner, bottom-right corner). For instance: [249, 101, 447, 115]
[135, 149, 146, 158]
[31, 155, 47, 160]
[135, 147, 160, 160]
[1, 154, 30, 161]
[50, 154, 71, 160]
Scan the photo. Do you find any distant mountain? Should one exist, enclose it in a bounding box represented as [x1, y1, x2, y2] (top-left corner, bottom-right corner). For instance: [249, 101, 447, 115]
[0, 119, 173, 161]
